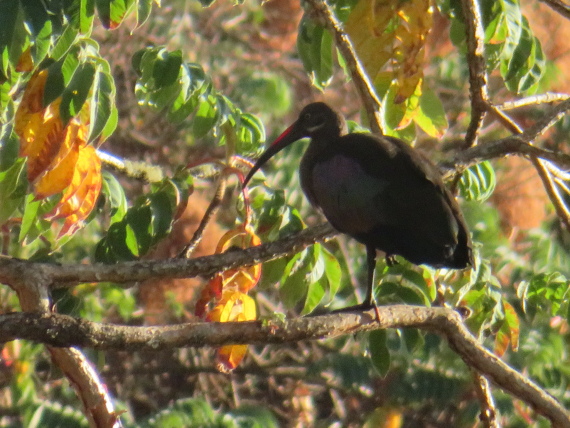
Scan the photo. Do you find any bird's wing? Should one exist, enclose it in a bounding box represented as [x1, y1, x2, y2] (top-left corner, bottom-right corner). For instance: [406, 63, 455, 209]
[310, 134, 459, 247]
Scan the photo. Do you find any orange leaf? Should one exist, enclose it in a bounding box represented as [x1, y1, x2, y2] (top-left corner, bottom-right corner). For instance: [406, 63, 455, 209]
[15, 69, 68, 183]
[32, 120, 86, 199]
[215, 225, 262, 292]
[216, 344, 248, 373]
[16, 47, 34, 72]
[206, 290, 256, 323]
[206, 290, 256, 372]
[46, 145, 102, 237]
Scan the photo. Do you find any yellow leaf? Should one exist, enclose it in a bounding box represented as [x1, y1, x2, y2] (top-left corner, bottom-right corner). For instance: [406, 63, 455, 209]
[46, 145, 102, 237]
[207, 290, 256, 372]
[32, 120, 85, 199]
[345, 0, 432, 108]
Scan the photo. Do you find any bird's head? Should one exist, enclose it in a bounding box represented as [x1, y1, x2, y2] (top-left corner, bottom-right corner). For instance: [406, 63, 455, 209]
[243, 102, 343, 186]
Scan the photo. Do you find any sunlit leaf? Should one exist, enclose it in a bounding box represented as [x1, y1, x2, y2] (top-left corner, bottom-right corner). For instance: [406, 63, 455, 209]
[47, 145, 102, 237]
[297, 16, 333, 90]
[459, 161, 497, 202]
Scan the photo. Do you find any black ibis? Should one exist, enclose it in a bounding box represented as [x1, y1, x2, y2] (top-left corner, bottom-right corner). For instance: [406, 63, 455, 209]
[243, 102, 473, 309]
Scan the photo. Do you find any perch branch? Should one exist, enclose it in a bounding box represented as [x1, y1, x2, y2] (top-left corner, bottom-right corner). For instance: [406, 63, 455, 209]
[0, 308, 568, 426]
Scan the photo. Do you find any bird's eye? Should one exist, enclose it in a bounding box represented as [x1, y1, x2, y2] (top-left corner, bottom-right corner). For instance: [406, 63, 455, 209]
[303, 113, 312, 121]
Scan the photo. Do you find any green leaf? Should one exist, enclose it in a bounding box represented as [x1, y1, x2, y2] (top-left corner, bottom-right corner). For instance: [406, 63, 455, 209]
[148, 191, 174, 238]
[20, 0, 52, 64]
[303, 277, 326, 315]
[369, 330, 390, 377]
[401, 328, 423, 353]
[0, 125, 19, 171]
[280, 251, 307, 308]
[0, 158, 27, 225]
[96, 0, 133, 29]
[236, 112, 266, 155]
[101, 171, 127, 222]
[504, 16, 533, 83]
[0, 2, 27, 70]
[89, 67, 116, 141]
[323, 247, 342, 302]
[458, 161, 497, 202]
[0, 2, 20, 72]
[137, 0, 153, 28]
[50, 26, 80, 61]
[415, 85, 448, 138]
[153, 49, 182, 88]
[192, 95, 219, 138]
[19, 194, 41, 243]
[60, 62, 96, 124]
[297, 16, 333, 90]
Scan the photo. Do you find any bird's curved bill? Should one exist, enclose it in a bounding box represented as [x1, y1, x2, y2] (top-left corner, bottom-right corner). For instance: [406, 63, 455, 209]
[243, 122, 303, 187]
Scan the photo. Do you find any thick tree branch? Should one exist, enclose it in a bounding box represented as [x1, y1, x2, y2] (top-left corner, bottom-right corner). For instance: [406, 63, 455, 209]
[1, 307, 568, 426]
[12, 261, 119, 428]
[304, 0, 383, 134]
[0, 224, 337, 289]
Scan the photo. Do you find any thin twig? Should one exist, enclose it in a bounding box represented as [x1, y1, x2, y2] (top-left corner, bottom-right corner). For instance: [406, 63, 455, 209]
[448, 136, 570, 172]
[520, 97, 570, 142]
[178, 176, 227, 258]
[539, 0, 570, 20]
[472, 372, 501, 428]
[304, 0, 383, 134]
[97, 149, 164, 183]
[497, 93, 570, 110]
[461, 0, 489, 148]
[533, 156, 570, 231]
[488, 105, 523, 134]
[487, 103, 570, 231]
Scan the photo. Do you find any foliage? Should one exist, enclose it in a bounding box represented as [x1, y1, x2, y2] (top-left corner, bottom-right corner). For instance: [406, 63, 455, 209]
[0, 0, 570, 426]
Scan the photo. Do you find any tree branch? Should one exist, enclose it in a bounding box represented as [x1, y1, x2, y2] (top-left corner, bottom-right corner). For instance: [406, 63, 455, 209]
[461, 0, 489, 148]
[0, 224, 337, 289]
[1, 307, 568, 426]
[97, 149, 165, 183]
[539, 0, 570, 20]
[472, 372, 501, 428]
[179, 176, 227, 258]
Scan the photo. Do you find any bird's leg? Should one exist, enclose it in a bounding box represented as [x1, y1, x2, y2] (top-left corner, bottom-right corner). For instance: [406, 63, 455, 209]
[365, 245, 381, 322]
[364, 244, 377, 307]
[329, 245, 379, 317]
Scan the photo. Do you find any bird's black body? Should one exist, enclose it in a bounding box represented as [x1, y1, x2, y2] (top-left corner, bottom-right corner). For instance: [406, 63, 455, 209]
[244, 102, 472, 308]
